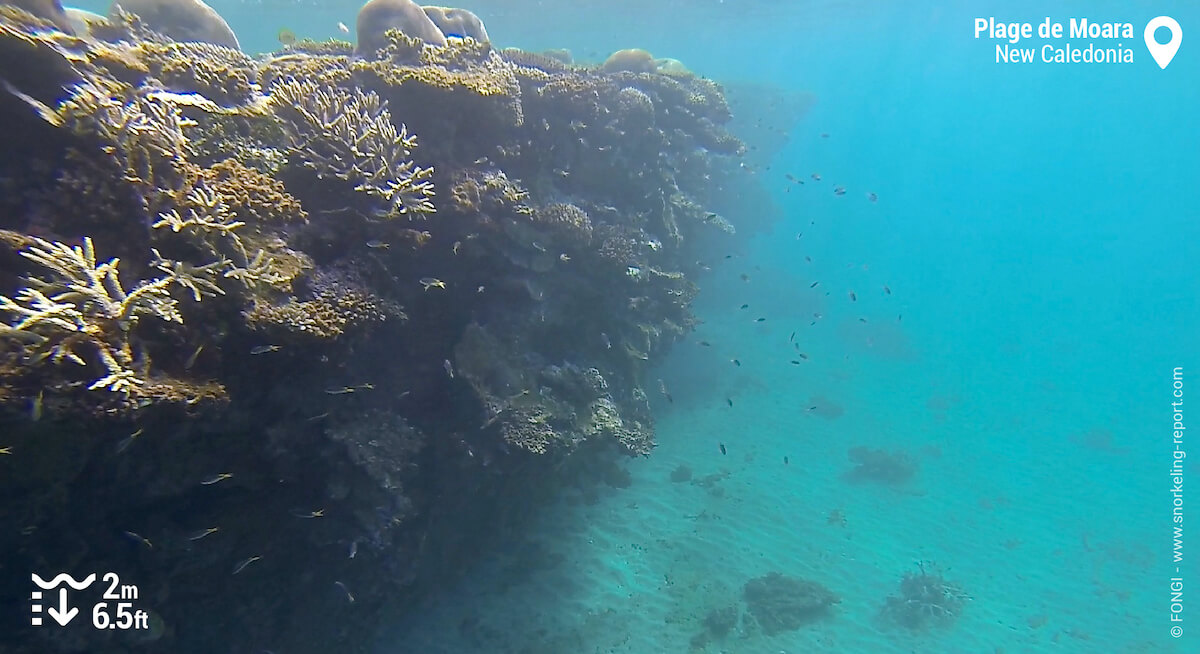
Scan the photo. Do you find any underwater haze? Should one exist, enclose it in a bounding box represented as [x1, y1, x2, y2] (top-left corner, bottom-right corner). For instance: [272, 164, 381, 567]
[2, 0, 1196, 652]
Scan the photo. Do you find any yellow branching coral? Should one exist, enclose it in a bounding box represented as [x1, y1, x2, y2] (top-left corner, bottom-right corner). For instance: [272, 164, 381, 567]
[268, 77, 435, 219]
[0, 236, 181, 393]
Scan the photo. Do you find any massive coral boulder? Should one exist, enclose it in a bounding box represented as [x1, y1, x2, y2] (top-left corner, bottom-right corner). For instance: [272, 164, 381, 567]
[6, 0, 74, 33]
[108, 0, 240, 50]
[356, 0, 446, 56]
[601, 48, 657, 73]
[422, 5, 488, 42]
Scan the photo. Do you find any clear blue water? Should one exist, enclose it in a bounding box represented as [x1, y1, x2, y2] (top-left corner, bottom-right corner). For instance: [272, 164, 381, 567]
[70, 1, 1196, 651]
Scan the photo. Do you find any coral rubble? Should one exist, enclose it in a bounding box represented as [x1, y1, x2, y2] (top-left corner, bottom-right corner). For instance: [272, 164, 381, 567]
[0, 4, 751, 653]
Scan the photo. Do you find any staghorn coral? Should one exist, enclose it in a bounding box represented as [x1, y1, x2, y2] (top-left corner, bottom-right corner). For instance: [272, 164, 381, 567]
[0, 236, 185, 393]
[268, 77, 436, 219]
[881, 562, 970, 630]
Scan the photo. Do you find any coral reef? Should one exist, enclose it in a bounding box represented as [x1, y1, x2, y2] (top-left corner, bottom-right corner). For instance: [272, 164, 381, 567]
[881, 561, 971, 630]
[843, 445, 919, 485]
[355, 0, 447, 55]
[0, 7, 752, 653]
[742, 572, 840, 635]
[423, 5, 489, 42]
[108, 0, 241, 50]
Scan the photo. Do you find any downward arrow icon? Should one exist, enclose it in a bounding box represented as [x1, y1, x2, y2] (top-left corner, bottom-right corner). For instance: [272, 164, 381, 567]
[46, 588, 77, 626]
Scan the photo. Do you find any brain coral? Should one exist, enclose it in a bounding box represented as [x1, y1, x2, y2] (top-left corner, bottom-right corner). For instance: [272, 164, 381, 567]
[356, 0, 446, 56]
[108, 0, 240, 50]
[422, 5, 488, 42]
[601, 48, 657, 74]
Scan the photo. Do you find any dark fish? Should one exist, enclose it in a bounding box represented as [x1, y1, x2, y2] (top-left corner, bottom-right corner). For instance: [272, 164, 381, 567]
[811, 173, 822, 181]
[740, 303, 749, 309]
[868, 192, 878, 202]
[796, 232, 802, 239]
[859, 317, 868, 323]
[731, 359, 741, 367]
[698, 340, 712, 347]
[849, 291, 857, 302]
[884, 285, 891, 295]
[810, 281, 819, 288]
[805, 256, 812, 263]
[834, 186, 846, 196]
[790, 360, 801, 365]
[898, 314, 903, 322]
[278, 27, 297, 46]
[740, 274, 750, 282]
[719, 443, 727, 455]
[798, 353, 808, 360]
[726, 398, 733, 407]
[783, 456, 789, 465]
[755, 317, 766, 323]
[789, 331, 795, 342]
[820, 132, 830, 138]
[785, 173, 795, 181]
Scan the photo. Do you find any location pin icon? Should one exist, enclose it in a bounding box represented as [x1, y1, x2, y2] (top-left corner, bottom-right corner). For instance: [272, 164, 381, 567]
[1144, 16, 1182, 69]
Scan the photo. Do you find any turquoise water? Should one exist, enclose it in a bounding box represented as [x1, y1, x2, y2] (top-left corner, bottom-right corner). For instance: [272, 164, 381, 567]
[71, 1, 1197, 651]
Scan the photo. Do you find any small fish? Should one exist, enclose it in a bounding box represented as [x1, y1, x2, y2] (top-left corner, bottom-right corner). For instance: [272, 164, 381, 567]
[348, 541, 358, 559]
[785, 173, 795, 181]
[232, 556, 261, 575]
[657, 379, 673, 404]
[731, 359, 741, 367]
[559, 253, 570, 262]
[115, 428, 144, 454]
[798, 353, 808, 360]
[184, 344, 204, 370]
[805, 256, 812, 263]
[290, 509, 325, 519]
[337, 21, 350, 34]
[698, 340, 711, 347]
[810, 281, 819, 288]
[784, 456, 790, 465]
[188, 527, 220, 541]
[795, 232, 803, 240]
[278, 27, 297, 46]
[453, 241, 462, 255]
[811, 173, 822, 181]
[859, 317, 868, 323]
[420, 277, 447, 291]
[366, 240, 390, 249]
[334, 581, 355, 603]
[849, 291, 857, 302]
[0, 446, 11, 455]
[898, 314, 903, 322]
[201, 473, 233, 485]
[739, 274, 750, 282]
[789, 331, 795, 342]
[250, 345, 281, 355]
[739, 303, 749, 309]
[122, 530, 153, 549]
[477, 285, 486, 293]
[325, 387, 356, 395]
[726, 398, 733, 407]
[719, 443, 727, 455]
[790, 360, 801, 365]
[600, 332, 612, 349]
[868, 192, 878, 202]
[884, 285, 892, 295]
[443, 359, 455, 379]
[307, 412, 329, 421]
[30, 390, 43, 421]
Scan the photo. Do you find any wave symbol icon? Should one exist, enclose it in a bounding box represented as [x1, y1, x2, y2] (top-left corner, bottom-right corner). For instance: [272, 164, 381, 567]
[31, 573, 96, 590]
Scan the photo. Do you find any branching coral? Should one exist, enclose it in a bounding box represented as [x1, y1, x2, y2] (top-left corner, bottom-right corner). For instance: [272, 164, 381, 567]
[881, 562, 970, 630]
[268, 77, 435, 218]
[0, 236, 182, 393]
